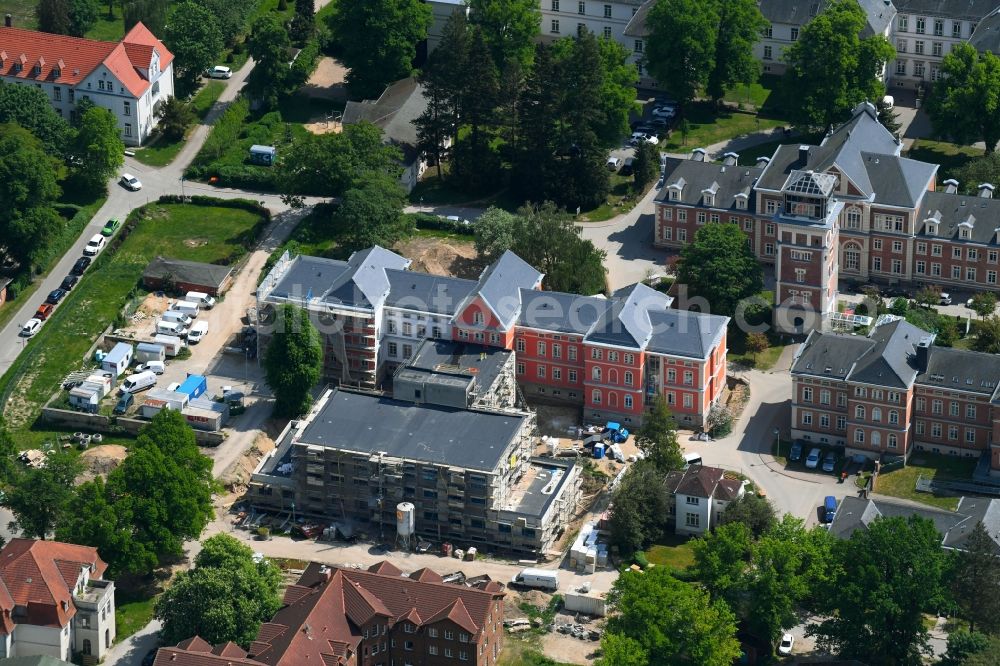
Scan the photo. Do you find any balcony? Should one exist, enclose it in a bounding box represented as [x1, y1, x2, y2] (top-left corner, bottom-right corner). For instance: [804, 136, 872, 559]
[75, 579, 113, 608]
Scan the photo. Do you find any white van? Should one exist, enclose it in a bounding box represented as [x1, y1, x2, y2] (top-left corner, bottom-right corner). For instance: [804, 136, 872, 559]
[185, 291, 216, 309]
[510, 568, 559, 591]
[187, 320, 209, 344]
[161, 310, 193, 327]
[156, 320, 188, 337]
[683, 452, 703, 468]
[171, 300, 201, 317]
[121, 370, 157, 394]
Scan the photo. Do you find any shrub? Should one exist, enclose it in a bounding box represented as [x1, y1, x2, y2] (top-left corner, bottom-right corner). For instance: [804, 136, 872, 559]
[410, 212, 475, 236]
[634, 551, 650, 569]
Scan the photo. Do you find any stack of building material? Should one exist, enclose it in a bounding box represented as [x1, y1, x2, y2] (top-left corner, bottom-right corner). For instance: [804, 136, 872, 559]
[570, 522, 603, 573]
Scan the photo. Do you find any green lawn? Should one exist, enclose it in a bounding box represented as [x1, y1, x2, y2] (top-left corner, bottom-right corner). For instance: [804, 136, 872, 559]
[0, 202, 267, 430]
[134, 82, 227, 167]
[0, 0, 36, 29]
[85, 7, 125, 42]
[905, 139, 983, 181]
[874, 453, 978, 510]
[645, 534, 697, 570]
[665, 104, 786, 152]
[115, 593, 158, 640]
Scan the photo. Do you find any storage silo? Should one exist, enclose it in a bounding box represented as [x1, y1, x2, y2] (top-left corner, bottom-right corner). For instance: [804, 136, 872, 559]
[396, 502, 415, 550]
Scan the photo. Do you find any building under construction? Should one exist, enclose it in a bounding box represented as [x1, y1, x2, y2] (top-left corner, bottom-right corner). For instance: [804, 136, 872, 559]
[249, 341, 581, 556]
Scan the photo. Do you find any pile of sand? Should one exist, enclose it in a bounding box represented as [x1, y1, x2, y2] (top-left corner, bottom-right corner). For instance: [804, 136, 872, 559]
[78, 445, 128, 481]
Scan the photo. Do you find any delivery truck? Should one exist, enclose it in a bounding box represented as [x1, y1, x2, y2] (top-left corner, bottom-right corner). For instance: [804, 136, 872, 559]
[510, 568, 559, 591]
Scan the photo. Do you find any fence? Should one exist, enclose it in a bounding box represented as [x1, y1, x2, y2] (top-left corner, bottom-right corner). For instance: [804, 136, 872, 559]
[40, 406, 225, 446]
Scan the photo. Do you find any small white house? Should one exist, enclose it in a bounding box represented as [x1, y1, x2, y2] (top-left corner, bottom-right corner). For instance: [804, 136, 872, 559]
[101, 343, 134, 378]
[664, 465, 745, 536]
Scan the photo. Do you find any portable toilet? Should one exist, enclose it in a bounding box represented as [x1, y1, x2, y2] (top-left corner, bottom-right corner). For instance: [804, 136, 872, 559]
[593, 442, 605, 459]
[249, 144, 277, 166]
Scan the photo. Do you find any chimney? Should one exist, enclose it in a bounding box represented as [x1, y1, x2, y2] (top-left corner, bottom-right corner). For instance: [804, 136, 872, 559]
[4, 14, 11, 28]
[690, 148, 706, 162]
[318, 565, 333, 582]
[979, 183, 994, 198]
[756, 156, 771, 167]
[798, 145, 810, 164]
[943, 179, 959, 194]
[916, 338, 931, 372]
[723, 152, 739, 166]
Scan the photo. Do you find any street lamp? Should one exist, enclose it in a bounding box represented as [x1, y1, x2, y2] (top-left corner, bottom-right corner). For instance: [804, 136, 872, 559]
[773, 427, 781, 458]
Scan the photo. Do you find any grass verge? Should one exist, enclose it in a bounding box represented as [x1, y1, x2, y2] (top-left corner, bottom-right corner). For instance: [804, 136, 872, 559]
[134, 82, 228, 167]
[115, 592, 158, 640]
[874, 453, 977, 510]
[86, 7, 125, 41]
[0, 201, 267, 430]
[665, 104, 786, 152]
[905, 139, 982, 181]
[645, 534, 696, 570]
[0, 0, 37, 29]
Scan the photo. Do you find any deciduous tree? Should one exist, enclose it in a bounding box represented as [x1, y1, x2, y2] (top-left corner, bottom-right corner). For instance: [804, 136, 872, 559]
[974, 315, 1000, 354]
[809, 515, 946, 663]
[643, 0, 718, 108]
[632, 141, 658, 192]
[472, 206, 518, 263]
[325, 0, 431, 99]
[718, 492, 776, 538]
[607, 463, 669, 555]
[0, 83, 73, 157]
[940, 630, 992, 666]
[950, 521, 1000, 634]
[123, 0, 167, 35]
[193, 0, 254, 47]
[467, 0, 539, 70]
[156, 534, 282, 646]
[246, 14, 292, 109]
[634, 395, 684, 473]
[677, 223, 764, 318]
[3, 451, 81, 539]
[70, 105, 125, 190]
[692, 522, 753, 609]
[927, 44, 1000, 153]
[603, 566, 741, 666]
[970, 291, 998, 319]
[163, 1, 223, 90]
[155, 96, 196, 141]
[289, 0, 314, 44]
[38, 0, 72, 34]
[335, 174, 410, 250]
[746, 331, 769, 362]
[782, 0, 895, 129]
[512, 203, 607, 294]
[264, 304, 324, 417]
[707, 0, 768, 103]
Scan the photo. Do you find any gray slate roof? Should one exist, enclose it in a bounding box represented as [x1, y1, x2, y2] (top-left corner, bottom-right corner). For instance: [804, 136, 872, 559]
[647, 309, 730, 359]
[759, 0, 895, 35]
[465, 251, 543, 331]
[585, 283, 674, 349]
[384, 269, 476, 316]
[517, 289, 607, 335]
[915, 190, 1000, 245]
[663, 464, 728, 499]
[341, 77, 428, 164]
[658, 156, 763, 212]
[624, 0, 653, 37]
[297, 388, 527, 472]
[915, 346, 1000, 397]
[830, 495, 1000, 553]
[970, 8, 1000, 53]
[894, 0, 999, 20]
[143, 256, 234, 290]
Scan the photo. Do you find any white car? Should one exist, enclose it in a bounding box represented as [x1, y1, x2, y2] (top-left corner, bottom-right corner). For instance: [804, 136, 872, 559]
[940, 292, 952, 305]
[778, 633, 794, 655]
[207, 65, 232, 79]
[20, 319, 42, 337]
[134, 361, 165, 375]
[652, 106, 676, 119]
[120, 173, 142, 191]
[83, 234, 106, 256]
[805, 447, 822, 469]
[187, 320, 209, 344]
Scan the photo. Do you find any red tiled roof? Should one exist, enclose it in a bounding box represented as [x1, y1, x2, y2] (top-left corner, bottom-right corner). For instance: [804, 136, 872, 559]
[409, 567, 444, 583]
[0, 539, 106, 628]
[154, 637, 265, 666]
[367, 561, 402, 576]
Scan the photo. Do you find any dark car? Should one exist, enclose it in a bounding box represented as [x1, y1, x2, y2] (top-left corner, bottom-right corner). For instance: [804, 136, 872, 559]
[46, 288, 67, 305]
[71, 256, 91, 275]
[789, 441, 804, 462]
[113, 392, 134, 415]
[60, 275, 79, 290]
[884, 285, 911, 299]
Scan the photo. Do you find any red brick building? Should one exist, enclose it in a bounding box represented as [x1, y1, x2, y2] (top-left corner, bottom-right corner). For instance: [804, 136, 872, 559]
[155, 561, 506, 666]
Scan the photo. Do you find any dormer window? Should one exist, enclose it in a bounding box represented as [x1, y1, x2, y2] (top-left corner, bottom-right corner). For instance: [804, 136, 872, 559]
[961, 228, 970, 239]
[735, 195, 747, 210]
[669, 189, 679, 201]
[926, 221, 937, 236]
[704, 193, 715, 207]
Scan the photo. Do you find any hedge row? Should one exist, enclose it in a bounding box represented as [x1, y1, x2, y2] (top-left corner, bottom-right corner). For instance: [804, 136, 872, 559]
[409, 212, 475, 236]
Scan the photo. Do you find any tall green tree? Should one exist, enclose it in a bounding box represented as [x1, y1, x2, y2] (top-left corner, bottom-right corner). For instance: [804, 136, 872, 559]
[289, 0, 314, 44]
[927, 44, 1000, 154]
[707, 0, 768, 103]
[123, 0, 167, 35]
[467, 0, 540, 70]
[246, 13, 291, 110]
[607, 463, 669, 555]
[0, 83, 73, 156]
[954, 153, 1000, 193]
[194, 0, 254, 47]
[450, 27, 501, 194]
[513, 202, 607, 294]
[950, 521, 1000, 634]
[264, 304, 324, 417]
[975, 315, 1000, 354]
[632, 141, 659, 192]
[336, 174, 410, 250]
[597, 38, 639, 147]
[0, 123, 64, 269]
[512, 44, 564, 205]
[325, 0, 432, 99]
[603, 566, 742, 666]
[634, 394, 684, 473]
[677, 223, 764, 318]
[38, 0, 72, 34]
[970, 292, 998, 319]
[718, 492, 776, 538]
[163, 1, 223, 89]
[3, 452, 82, 539]
[782, 0, 895, 129]
[940, 630, 993, 666]
[472, 206, 518, 263]
[0, 418, 19, 487]
[643, 0, 718, 108]
[691, 521, 753, 610]
[156, 534, 282, 646]
[71, 105, 125, 190]
[155, 96, 196, 141]
[810, 515, 947, 663]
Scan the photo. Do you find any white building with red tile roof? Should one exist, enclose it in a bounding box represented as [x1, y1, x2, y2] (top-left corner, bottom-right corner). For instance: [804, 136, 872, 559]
[0, 19, 175, 145]
[0, 539, 116, 662]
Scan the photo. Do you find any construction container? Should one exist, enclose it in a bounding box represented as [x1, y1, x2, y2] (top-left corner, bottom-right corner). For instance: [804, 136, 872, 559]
[564, 591, 607, 617]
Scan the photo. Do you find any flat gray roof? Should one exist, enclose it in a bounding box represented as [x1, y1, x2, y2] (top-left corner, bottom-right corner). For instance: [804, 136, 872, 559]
[297, 389, 527, 472]
[404, 339, 511, 393]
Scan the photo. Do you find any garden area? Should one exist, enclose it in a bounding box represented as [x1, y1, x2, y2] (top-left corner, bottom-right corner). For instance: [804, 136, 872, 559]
[874, 453, 978, 511]
[644, 534, 697, 571]
[905, 139, 983, 181]
[134, 81, 227, 167]
[0, 198, 269, 433]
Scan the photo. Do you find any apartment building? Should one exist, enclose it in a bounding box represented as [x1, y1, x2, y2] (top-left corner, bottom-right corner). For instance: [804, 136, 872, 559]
[155, 561, 506, 666]
[790, 315, 1000, 474]
[0, 539, 116, 662]
[249, 384, 581, 556]
[0, 19, 174, 145]
[258, 247, 729, 428]
[540, 0, 651, 82]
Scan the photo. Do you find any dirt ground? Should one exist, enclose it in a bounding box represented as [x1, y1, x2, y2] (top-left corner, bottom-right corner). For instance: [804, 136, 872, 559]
[78, 444, 128, 482]
[540, 629, 600, 665]
[301, 57, 349, 102]
[113, 293, 172, 339]
[393, 236, 484, 279]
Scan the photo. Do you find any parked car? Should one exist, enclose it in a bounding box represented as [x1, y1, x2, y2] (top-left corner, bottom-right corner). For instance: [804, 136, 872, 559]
[134, 361, 165, 375]
[778, 633, 794, 655]
[789, 441, 803, 462]
[20, 319, 41, 337]
[113, 392, 134, 415]
[33, 303, 54, 321]
[187, 320, 209, 344]
[652, 106, 677, 119]
[805, 447, 822, 469]
[884, 285, 911, 298]
[185, 291, 217, 309]
[940, 292, 952, 305]
[621, 157, 635, 176]
[60, 275, 79, 290]
[822, 451, 837, 473]
[46, 288, 67, 304]
[71, 256, 91, 275]
[207, 65, 232, 79]
[119, 173, 142, 191]
[101, 218, 121, 236]
[606, 156, 622, 171]
[83, 234, 106, 256]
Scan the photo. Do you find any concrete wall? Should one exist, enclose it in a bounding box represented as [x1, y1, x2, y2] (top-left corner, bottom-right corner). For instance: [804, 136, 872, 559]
[40, 407, 224, 445]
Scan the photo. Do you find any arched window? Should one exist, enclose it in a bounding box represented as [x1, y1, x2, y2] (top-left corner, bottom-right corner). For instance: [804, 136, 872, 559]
[609, 392, 618, 407]
[855, 405, 866, 420]
[592, 389, 602, 404]
[624, 395, 633, 409]
[871, 431, 881, 447]
[872, 407, 882, 422]
[592, 366, 602, 382]
[608, 368, 619, 385]
[888, 434, 897, 449]
[843, 246, 861, 271]
[624, 371, 633, 386]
